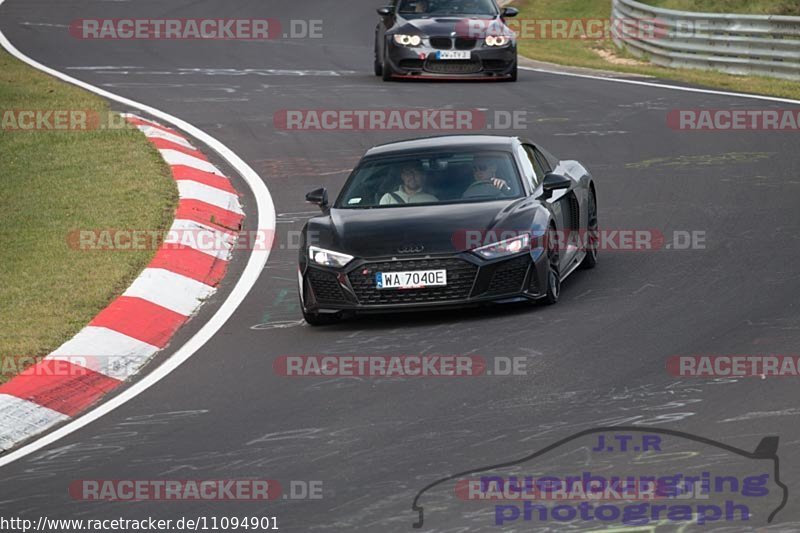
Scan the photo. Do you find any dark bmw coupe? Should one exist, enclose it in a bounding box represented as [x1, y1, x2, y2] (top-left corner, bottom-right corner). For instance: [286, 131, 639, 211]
[374, 0, 518, 81]
[298, 135, 598, 325]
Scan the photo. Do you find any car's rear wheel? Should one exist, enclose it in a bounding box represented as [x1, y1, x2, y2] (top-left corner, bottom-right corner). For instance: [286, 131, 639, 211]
[541, 225, 561, 305]
[580, 188, 598, 270]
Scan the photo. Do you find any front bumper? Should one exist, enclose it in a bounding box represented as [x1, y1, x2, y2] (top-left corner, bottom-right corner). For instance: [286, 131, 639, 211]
[386, 40, 516, 79]
[300, 249, 547, 316]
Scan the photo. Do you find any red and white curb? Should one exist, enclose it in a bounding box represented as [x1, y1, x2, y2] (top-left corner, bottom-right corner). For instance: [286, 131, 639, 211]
[0, 114, 244, 452]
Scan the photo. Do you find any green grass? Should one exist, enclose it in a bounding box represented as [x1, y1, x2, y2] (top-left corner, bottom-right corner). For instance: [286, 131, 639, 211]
[643, 0, 800, 16]
[0, 50, 177, 384]
[514, 0, 800, 101]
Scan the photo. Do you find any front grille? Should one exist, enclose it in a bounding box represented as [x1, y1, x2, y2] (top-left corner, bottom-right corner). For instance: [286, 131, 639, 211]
[455, 37, 477, 50]
[429, 37, 452, 50]
[399, 59, 425, 70]
[424, 59, 482, 74]
[307, 268, 347, 304]
[486, 256, 531, 296]
[348, 258, 477, 305]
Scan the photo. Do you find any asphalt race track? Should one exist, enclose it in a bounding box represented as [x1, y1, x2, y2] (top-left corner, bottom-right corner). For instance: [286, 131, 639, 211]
[1, 0, 800, 531]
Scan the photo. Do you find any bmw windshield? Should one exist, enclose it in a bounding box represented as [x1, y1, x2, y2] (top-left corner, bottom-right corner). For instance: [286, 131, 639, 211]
[397, 0, 498, 17]
[335, 151, 524, 208]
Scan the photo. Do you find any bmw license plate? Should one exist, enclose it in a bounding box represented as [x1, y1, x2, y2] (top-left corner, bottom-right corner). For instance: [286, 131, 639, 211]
[376, 270, 447, 289]
[436, 50, 471, 60]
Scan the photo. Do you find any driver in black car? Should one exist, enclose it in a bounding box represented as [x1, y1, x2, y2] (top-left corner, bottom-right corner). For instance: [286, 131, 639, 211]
[471, 156, 511, 192]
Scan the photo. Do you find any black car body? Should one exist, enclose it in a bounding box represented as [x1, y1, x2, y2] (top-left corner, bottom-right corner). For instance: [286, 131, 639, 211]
[374, 0, 519, 81]
[298, 135, 598, 325]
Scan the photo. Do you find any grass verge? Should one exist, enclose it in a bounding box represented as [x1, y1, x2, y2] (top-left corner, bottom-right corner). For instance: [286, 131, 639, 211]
[514, 0, 800, 101]
[0, 49, 177, 384]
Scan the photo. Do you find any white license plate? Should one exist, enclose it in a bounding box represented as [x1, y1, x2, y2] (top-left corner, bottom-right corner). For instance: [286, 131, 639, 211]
[376, 270, 447, 289]
[436, 50, 471, 60]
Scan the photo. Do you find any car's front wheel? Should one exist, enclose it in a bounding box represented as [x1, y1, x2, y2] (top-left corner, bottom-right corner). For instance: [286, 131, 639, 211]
[506, 59, 518, 82]
[381, 46, 394, 81]
[580, 188, 598, 269]
[374, 42, 383, 76]
[541, 226, 561, 305]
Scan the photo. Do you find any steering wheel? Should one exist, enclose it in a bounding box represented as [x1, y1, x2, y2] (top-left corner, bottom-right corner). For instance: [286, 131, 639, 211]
[462, 180, 503, 199]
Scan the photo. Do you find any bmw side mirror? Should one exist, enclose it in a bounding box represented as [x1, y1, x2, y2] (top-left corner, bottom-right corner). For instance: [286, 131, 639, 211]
[377, 6, 393, 17]
[501, 7, 519, 17]
[306, 187, 329, 210]
[538, 173, 571, 200]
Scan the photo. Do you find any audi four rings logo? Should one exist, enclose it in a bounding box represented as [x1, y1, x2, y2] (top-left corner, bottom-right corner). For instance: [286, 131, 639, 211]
[397, 244, 425, 254]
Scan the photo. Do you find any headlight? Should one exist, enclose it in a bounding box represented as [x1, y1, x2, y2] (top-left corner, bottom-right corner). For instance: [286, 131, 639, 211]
[308, 246, 354, 268]
[393, 34, 422, 47]
[485, 35, 509, 47]
[472, 233, 530, 259]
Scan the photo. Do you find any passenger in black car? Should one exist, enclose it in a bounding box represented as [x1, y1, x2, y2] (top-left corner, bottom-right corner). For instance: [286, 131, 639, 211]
[379, 161, 439, 205]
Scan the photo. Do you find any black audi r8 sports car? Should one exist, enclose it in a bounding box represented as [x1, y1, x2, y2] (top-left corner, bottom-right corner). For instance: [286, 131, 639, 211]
[297, 135, 598, 325]
[374, 0, 518, 81]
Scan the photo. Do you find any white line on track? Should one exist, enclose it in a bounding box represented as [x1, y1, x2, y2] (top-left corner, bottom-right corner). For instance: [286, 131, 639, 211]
[519, 66, 800, 106]
[0, 0, 275, 467]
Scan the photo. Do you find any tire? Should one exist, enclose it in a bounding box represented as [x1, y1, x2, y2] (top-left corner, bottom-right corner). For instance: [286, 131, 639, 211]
[381, 56, 394, 81]
[506, 59, 518, 82]
[580, 188, 598, 270]
[381, 45, 394, 81]
[374, 44, 383, 76]
[302, 308, 340, 326]
[541, 226, 561, 305]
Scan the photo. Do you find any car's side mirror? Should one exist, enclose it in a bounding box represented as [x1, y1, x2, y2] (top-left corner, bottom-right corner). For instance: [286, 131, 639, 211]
[306, 187, 329, 209]
[377, 6, 393, 17]
[538, 173, 571, 200]
[501, 7, 519, 17]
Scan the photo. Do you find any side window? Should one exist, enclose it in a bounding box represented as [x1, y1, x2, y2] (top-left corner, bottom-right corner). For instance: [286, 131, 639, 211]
[536, 146, 559, 172]
[515, 145, 536, 191]
[523, 145, 545, 186]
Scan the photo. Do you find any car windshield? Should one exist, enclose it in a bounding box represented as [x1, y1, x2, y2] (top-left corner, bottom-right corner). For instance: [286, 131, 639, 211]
[335, 150, 523, 209]
[397, 0, 498, 17]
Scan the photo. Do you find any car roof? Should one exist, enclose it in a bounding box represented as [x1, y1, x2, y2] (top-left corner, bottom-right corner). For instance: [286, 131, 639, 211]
[365, 135, 519, 158]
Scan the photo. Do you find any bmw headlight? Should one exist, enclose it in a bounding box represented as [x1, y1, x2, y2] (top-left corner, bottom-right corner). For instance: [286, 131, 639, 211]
[485, 35, 510, 47]
[393, 34, 422, 47]
[308, 246, 354, 268]
[472, 233, 530, 259]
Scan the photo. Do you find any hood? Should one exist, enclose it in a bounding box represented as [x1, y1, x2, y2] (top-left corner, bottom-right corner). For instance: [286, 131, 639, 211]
[308, 199, 540, 259]
[395, 15, 505, 37]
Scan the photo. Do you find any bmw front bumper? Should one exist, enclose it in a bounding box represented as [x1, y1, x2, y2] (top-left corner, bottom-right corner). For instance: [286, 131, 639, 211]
[385, 40, 516, 80]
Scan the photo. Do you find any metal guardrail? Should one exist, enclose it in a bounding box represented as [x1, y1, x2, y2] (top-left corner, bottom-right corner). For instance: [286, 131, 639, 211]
[611, 0, 800, 80]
